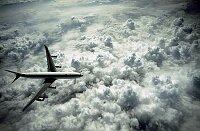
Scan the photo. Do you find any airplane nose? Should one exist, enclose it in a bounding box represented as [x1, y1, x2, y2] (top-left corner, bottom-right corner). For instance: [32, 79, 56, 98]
[80, 74, 83, 77]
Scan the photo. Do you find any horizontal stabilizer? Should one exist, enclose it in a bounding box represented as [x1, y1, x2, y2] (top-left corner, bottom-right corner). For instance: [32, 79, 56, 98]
[55, 66, 61, 68]
[5, 70, 21, 84]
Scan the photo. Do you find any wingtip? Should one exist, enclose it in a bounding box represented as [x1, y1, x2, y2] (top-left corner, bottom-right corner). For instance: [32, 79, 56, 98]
[5, 70, 13, 74]
[5, 69, 11, 73]
[5, 69, 18, 74]
[22, 108, 26, 112]
[22, 105, 28, 112]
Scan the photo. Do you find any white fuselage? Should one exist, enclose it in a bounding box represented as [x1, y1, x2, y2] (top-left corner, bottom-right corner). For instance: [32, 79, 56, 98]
[21, 72, 83, 79]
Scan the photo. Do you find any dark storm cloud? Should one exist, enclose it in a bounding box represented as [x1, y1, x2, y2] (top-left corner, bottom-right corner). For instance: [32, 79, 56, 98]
[185, 0, 200, 13]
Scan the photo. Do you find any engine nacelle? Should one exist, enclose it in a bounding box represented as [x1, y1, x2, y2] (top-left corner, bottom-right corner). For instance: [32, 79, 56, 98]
[55, 66, 61, 68]
[51, 55, 57, 58]
[49, 86, 56, 89]
[36, 98, 45, 101]
[36, 93, 48, 101]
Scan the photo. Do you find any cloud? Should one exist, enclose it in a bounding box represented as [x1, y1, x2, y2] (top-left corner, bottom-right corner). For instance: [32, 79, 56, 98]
[125, 19, 135, 30]
[103, 35, 113, 48]
[0, 0, 41, 6]
[145, 47, 165, 67]
[173, 17, 184, 27]
[117, 85, 139, 111]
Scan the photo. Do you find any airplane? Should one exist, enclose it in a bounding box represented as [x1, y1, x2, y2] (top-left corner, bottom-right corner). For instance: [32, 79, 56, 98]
[5, 45, 83, 111]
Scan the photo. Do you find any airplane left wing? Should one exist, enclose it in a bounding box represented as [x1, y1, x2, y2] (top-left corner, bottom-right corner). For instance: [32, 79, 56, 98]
[22, 82, 53, 111]
[22, 46, 57, 111]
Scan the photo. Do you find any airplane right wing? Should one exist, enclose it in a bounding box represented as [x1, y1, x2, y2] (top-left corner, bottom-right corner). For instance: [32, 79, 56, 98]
[22, 82, 53, 111]
[44, 45, 56, 72]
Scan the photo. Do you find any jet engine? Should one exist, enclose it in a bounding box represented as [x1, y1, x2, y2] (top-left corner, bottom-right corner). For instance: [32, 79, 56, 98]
[55, 66, 61, 68]
[36, 93, 48, 101]
[51, 55, 57, 58]
[49, 86, 56, 89]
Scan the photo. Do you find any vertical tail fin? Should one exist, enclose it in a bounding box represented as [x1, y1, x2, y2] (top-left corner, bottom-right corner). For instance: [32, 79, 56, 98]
[5, 70, 21, 84]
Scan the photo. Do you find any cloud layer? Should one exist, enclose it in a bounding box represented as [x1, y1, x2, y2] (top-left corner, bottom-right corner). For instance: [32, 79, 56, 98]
[0, 0, 200, 131]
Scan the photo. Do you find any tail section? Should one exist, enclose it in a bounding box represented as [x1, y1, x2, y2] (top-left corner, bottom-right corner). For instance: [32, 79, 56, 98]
[5, 70, 21, 84]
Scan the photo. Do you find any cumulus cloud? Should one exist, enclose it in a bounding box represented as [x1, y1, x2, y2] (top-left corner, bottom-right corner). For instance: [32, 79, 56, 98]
[145, 47, 164, 67]
[103, 35, 113, 48]
[125, 19, 135, 30]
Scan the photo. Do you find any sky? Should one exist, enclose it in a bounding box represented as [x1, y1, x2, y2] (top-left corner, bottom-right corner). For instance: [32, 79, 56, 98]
[0, 0, 200, 131]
